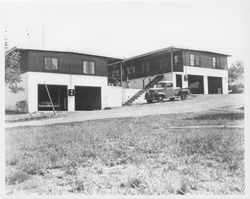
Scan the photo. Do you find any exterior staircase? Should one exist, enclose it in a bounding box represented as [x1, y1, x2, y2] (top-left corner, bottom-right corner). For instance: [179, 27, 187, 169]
[123, 75, 164, 106]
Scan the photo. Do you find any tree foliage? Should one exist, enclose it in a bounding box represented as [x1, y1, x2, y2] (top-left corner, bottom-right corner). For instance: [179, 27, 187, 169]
[5, 50, 24, 93]
[228, 61, 244, 84]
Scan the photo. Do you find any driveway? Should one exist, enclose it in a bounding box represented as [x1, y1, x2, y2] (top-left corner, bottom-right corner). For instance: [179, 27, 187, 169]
[5, 94, 244, 128]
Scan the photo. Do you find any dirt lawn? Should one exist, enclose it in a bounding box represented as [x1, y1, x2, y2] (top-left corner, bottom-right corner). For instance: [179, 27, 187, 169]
[5, 94, 244, 195]
[6, 94, 244, 128]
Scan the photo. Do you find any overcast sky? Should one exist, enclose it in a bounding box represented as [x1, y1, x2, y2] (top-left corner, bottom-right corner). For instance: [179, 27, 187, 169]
[3, 0, 250, 66]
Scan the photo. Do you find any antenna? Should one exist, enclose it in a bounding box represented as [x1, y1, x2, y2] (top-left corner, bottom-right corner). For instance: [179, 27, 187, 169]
[42, 8, 45, 48]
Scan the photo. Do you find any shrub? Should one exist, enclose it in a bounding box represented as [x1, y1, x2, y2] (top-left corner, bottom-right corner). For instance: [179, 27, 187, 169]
[6, 170, 29, 185]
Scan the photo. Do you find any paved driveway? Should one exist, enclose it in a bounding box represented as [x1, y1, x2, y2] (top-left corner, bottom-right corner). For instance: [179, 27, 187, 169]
[5, 94, 244, 128]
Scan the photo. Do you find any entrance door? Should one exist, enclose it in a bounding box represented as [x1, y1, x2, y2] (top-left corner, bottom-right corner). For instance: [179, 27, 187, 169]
[176, 74, 182, 88]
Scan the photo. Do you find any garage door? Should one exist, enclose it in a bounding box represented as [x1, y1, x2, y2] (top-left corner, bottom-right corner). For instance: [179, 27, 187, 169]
[75, 86, 101, 110]
[188, 75, 204, 94]
[208, 76, 223, 94]
[38, 84, 68, 111]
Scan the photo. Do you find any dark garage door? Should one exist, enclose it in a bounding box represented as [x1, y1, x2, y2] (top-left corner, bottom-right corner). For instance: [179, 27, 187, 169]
[188, 75, 204, 94]
[208, 76, 223, 94]
[38, 84, 68, 111]
[75, 86, 101, 110]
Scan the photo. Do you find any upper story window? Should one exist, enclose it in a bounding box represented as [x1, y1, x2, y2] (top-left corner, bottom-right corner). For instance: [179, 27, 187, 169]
[127, 66, 131, 75]
[190, 54, 200, 66]
[158, 57, 164, 68]
[83, 60, 95, 75]
[195, 55, 200, 66]
[212, 57, 219, 68]
[146, 61, 150, 73]
[141, 63, 145, 73]
[44, 57, 58, 71]
[131, 65, 136, 74]
[115, 69, 120, 77]
[174, 55, 179, 64]
[190, 54, 195, 66]
[122, 68, 125, 76]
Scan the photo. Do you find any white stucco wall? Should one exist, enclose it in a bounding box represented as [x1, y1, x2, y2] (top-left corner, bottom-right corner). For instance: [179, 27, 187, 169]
[121, 66, 228, 96]
[104, 86, 123, 108]
[122, 88, 146, 104]
[184, 66, 228, 94]
[122, 73, 174, 89]
[5, 73, 28, 112]
[21, 71, 121, 112]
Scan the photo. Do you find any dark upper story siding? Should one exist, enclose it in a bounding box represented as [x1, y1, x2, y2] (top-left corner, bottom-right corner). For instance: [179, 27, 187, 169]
[108, 50, 183, 81]
[18, 49, 119, 77]
[108, 49, 228, 82]
[182, 50, 228, 70]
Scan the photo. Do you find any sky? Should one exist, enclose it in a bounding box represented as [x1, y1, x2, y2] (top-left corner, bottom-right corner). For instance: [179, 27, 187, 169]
[2, 0, 250, 67]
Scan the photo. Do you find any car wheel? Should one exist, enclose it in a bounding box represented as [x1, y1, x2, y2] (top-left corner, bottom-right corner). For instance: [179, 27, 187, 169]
[181, 93, 187, 100]
[147, 100, 153, 103]
[157, 95, 164, 102]
[170, 97, 175, 101]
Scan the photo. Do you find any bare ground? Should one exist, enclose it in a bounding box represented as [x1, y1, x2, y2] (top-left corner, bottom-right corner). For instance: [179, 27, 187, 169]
[5, 94, 244, 128]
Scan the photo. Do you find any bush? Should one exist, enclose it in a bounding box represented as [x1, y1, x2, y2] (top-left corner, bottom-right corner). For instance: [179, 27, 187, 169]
[6, 170, 29, 185]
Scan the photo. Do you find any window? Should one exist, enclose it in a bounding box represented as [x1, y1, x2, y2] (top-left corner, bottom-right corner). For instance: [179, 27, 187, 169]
[83, 61, 95, 74]
[131, 65, 135, 74]
[122, 68, 125, 76]
[146, 61, 150, 72]
[115, 69, 120, 77]
[141, 63, 145, 73]
[190, 54, 200, 66]
[44, 57, 58, 70]
[174, 55, 179, 64]
[156, 82, 173, 88]
[127, 66, 131, 75]
[195, 55, 200, 66]
[159, 57, 163, 69]
[190, 54, 195, 66]
[212, 57, 217, 68]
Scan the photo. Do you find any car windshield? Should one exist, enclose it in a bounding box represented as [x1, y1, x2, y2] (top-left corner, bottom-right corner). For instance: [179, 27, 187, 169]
[156, 82, 172, 88]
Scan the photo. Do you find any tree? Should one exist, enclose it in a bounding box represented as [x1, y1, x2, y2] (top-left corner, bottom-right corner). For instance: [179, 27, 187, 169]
[228, 61, 244, 84]
[5, 40, 24, 93]
[228, 61, 244, 93]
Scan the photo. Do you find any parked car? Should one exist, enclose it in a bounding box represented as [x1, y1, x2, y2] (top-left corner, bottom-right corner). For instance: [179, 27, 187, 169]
[145, 81, 190, 103]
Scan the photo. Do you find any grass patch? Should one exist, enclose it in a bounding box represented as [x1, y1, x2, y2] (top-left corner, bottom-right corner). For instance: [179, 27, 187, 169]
[5, 112, 65, 123]
[192, 112, 244, 120]
[5, 110, 244, 194]
[6, 170, 30, 185]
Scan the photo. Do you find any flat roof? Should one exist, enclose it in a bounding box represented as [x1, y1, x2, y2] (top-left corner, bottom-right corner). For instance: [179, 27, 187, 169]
[109, 46, 231, 65]
[128, 46, 230, 61]
[15, 46, 122, 60]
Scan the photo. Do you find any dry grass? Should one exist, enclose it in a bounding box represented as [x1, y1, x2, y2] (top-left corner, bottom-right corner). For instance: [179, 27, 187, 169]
[5, 110, 244, 195]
